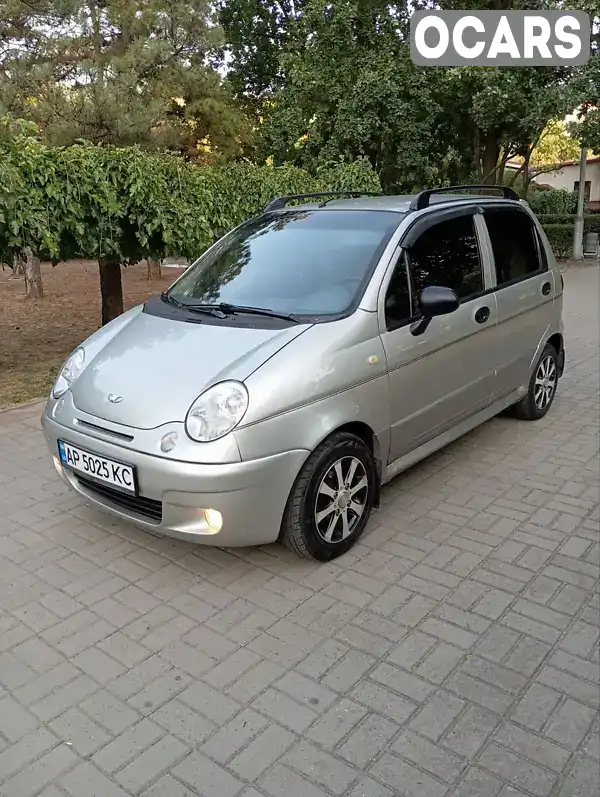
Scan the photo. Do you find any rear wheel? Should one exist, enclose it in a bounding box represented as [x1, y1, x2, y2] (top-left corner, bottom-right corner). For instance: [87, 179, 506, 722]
[511, 343, 559, 421]
[281, 431, 377, 561]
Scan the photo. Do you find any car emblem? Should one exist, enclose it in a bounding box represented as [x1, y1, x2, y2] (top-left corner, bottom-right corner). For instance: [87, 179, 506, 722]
[107, 394, 123, 404]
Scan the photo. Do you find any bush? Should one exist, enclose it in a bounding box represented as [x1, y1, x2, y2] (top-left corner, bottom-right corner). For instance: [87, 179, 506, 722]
[537, 214, 600, 233]
[541, 224, 575, 259]
[528, 187, 582, 215]
[0, 132, 381, 322]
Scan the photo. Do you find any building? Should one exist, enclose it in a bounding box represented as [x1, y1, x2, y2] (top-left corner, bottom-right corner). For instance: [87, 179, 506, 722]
[507, 156, 600, 211]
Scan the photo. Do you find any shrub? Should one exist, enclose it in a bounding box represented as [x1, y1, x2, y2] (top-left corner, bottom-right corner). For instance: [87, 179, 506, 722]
[541, 224, 575, 259]
[0, 135, 381, 323]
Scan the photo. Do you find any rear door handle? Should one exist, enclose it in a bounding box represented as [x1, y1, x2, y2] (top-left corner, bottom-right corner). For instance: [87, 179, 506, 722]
[542, 281, 552, 296]
[475, 306, 490, 324]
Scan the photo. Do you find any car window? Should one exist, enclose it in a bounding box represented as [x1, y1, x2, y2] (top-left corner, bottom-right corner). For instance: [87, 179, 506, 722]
[484, 208, 543, 286]
[168, 209, 402, 319]
[407, 214, 483, 301]
[385, 251, 413, 329]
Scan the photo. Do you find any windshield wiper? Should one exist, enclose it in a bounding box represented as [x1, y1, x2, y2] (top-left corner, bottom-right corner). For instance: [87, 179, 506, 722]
[185, 302, 299, 323]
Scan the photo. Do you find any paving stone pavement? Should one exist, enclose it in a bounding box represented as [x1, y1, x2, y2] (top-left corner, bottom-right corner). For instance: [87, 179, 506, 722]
[0, 265, 598, 797]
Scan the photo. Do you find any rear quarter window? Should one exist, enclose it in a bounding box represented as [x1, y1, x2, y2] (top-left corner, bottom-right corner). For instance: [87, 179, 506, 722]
[484, 208, 545, 287]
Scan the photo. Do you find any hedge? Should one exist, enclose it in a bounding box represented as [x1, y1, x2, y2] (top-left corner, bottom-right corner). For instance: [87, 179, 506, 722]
[0, 132, 381, 322]
[537, 214, 600, 259]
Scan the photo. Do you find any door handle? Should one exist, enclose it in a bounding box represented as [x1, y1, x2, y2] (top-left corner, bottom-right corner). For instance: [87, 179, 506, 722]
[475, 306, 490, 324]
[542, 281, 552, 296]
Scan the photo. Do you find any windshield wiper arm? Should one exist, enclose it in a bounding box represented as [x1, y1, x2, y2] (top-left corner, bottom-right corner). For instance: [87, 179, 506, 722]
[186, 302, 299, 323]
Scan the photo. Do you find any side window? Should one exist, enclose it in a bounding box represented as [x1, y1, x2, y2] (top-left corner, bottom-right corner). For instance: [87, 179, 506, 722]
[385, 251, 412, 329]
[484, 208, 543, 286]
[408, 214, 484, 301]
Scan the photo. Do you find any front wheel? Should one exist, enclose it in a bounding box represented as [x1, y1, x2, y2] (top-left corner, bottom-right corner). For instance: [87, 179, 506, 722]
[281, 431, 377, 561]
[511, 343, 559, 421]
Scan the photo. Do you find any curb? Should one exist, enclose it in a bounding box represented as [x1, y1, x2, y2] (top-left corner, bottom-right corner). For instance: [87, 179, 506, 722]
[0, 398, 45, 415]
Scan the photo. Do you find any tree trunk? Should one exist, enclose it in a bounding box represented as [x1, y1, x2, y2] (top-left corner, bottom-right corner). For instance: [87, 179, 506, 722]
[99, 257, 123, 325]
[23, 248, 43, 298]
[10, 253, 24, 279]
[481, 130, 501, 184]
[146, 257, 162, 280]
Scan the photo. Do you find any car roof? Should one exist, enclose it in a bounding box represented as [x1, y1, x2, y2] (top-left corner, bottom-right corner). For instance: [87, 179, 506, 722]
[274, 194, 525, 214]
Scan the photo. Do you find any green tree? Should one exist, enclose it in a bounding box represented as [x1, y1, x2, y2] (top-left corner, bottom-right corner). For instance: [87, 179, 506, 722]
[0, 0, 248, 157]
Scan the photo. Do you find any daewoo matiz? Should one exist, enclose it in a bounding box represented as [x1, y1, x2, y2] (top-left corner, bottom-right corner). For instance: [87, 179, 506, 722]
[42, 185, 565, 560]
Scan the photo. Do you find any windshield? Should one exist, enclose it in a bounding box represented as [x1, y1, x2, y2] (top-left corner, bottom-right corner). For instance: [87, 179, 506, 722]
[167, 209, 402, 319]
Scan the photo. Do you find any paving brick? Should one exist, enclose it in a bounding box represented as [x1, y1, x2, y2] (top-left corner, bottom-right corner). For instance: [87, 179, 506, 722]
[392, 729, 466, 782]
[477, 743, 557, 797]
[30, 674, 100, 723]
[409, 690, 464, 741]
[555, 754, 600, 797]
[494, 722, 571, 773]
[114, 734, 188, 793]
[92, 718, 166, 774]
[173, 752, 245, 796]
[203, 648, 262, 690]
[49, 707, 111, 756]
[275, 670, 337, 712]
[226, 659, 285, 703]
[252, 688, 318, 733]
[369, 751, 448, 797]
[60, 762, 138, 797]
[1, 744, 79, 797]
[228, 723, 296, 781]
[179, 680, 240, 724]
[0, 728, 59, 782]
[443, 704, 500, 759]
[504, 636, 551, 677]
[350, 679, 418, 723]
[150, 699, 217, 746]
[201, 708, 268, 764]
[307, 698, 367, 750]
[510, 682, 561, 731]
[259, 763, 331, 797]
[0, 695, 39, 742]
[322, 650, 376, 692]
[282, 739, 358, 793]
[337, 712, 398, 768]
[80, 688, 141, 734]
[370, 662, 435, 702]
[536, 666, 600, 708]
[345, 776, 394, 797]
[416, 642, 464, 684]
[460, 656, 527, 695]
[544, 698, 597, 751]
[451, 767, 503, 797]
[444, 671, 514, 714]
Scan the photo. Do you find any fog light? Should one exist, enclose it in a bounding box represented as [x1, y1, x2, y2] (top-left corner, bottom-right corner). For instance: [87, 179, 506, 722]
[204, 508, 223, 533]
[160, 431, 178, 453]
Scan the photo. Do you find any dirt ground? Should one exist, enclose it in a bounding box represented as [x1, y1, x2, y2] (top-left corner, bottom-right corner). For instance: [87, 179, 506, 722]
[0, 259, 185, 409]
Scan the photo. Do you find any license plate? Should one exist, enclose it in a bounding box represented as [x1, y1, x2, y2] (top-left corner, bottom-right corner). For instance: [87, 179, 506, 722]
[58, 440, 137, 496]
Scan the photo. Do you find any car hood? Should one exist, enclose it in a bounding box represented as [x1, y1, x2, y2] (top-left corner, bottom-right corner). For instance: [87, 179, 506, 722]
[71, 308, 310, 429]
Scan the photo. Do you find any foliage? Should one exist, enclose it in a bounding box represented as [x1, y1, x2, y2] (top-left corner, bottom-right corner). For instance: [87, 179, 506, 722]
[529, 120, 580, 169]
[0, 122, 381, 268]
[527, 188, 583, 215]
[0, 0, 248, 159]
[541, 224, 575, 258]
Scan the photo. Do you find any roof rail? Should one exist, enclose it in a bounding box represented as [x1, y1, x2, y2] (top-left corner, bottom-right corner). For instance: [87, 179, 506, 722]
[410, 185, 520, 211]
[264, 191, 381, 212]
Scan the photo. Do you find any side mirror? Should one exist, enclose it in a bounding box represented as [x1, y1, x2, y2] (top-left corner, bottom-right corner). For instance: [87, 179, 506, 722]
[410, 285, 459, 337]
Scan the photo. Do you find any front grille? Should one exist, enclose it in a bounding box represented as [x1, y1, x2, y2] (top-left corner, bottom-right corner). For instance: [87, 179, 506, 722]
[75, 475, 162, 523]
[75, 418, 135, 442]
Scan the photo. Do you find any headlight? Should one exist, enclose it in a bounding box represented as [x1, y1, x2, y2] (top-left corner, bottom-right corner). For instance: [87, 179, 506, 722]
[185, 381, 249, 442]
[52, 347, 85, 399]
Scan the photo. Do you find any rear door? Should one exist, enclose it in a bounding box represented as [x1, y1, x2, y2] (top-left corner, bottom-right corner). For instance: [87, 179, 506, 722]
[480, 206, 555, 398]
[379, 207, 499, 463]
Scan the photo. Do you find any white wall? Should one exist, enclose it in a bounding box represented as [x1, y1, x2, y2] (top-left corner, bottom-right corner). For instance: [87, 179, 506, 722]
[532, 162, 600, 204]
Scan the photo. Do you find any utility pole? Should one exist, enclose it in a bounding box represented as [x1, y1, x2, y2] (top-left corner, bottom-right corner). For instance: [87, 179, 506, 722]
[572, 146, 587, 261]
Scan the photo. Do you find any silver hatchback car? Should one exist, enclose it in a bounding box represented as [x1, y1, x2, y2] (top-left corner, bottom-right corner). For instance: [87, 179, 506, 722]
[42, 185, 565, 560]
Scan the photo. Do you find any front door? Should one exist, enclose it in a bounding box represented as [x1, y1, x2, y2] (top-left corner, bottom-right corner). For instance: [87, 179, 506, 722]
[380, 209, 498, 464]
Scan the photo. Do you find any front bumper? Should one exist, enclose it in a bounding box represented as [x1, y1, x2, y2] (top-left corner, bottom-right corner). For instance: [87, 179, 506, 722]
[41, 410, 308, 546]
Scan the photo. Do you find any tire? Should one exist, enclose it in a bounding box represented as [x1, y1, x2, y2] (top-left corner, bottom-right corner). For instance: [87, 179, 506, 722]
[511, 343, 559, 421]
[281, 431, 377, 561]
